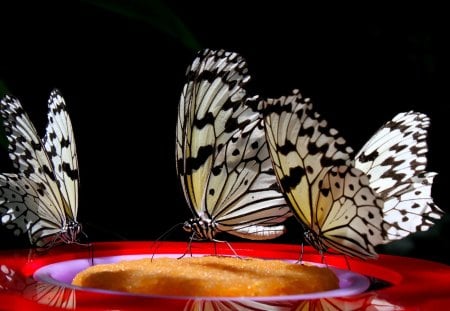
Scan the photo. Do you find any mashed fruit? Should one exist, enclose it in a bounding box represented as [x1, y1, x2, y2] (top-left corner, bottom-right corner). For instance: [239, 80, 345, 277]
[72, 256, 339, 297]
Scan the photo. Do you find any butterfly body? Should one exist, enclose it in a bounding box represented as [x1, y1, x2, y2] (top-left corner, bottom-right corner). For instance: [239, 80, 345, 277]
[0, 89, 81, 248]
[183, 216, 216, 241]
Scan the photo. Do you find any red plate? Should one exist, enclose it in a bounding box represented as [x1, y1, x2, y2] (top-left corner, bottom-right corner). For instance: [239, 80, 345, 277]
[0, 241, 449, 310]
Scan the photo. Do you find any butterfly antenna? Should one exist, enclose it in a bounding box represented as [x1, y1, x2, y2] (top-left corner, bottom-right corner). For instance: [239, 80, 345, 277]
[150, 223, 184, 260]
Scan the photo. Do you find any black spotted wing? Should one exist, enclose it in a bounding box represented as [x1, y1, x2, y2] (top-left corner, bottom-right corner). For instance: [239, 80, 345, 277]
[264, 90, 385, 258]
[354, 111, 443, 241]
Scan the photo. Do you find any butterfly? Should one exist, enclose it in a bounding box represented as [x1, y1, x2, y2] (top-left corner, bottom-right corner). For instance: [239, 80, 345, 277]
[263, 90, 442, 259]
[0, 89, 81, 249]
[176, 49, 291, 241]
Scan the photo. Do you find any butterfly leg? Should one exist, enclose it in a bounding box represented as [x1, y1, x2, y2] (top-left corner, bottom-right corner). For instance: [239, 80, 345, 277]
[212, 239, 240, 258]
[88, 243, 94, 266]
[296, 242, 304, 265]
[320, 251, 329, 267]
[343, 255, 351, 271]
[179, 235, 195, 259]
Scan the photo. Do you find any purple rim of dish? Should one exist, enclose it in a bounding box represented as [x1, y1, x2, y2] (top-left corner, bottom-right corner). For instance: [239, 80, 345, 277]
[33, 254, 370, 301]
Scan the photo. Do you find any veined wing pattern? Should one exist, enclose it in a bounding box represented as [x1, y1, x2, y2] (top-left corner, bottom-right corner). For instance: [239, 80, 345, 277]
[353, 111, 443, 241]
[176, 49, 291, 241]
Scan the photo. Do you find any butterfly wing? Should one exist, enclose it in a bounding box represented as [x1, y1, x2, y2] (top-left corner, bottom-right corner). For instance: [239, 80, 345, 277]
[177, 49, 290, 239]
[176, 49, 251, 218]
[381, 172, 441, 241]
[354, 111, 443, 241]
[208, 105, 291, 239]
[43, 89, 79, 221]
[264, 90, 385, 258]
[0, 174, 64, 247]
[0, 95, 58, 188]
[317, 166, 384, 258]
[264, 90, 353, 228]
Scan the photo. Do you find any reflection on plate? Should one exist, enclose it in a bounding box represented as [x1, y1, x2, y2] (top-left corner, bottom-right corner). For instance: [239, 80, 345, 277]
[34, 254, 370, 300]
[0, 241, 449, 310]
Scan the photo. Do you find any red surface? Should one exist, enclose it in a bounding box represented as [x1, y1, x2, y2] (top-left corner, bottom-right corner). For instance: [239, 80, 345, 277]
[0, 241, 449, 310]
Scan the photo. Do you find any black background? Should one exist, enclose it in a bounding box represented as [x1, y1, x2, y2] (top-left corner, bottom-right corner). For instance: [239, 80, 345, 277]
[0, 1, 448, 264]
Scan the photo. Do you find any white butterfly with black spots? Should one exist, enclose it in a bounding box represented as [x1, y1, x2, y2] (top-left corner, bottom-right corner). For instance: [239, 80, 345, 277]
[263, 90, 442, 259]
[176, 49, 291, 241]
[0, 89, 81, 248]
